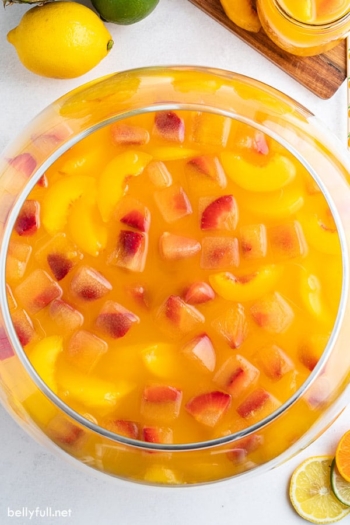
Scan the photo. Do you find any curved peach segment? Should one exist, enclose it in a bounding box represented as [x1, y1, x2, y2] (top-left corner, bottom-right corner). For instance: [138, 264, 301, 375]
[68, 189, 108, 257]
[209, 265, 282, 302]
[300, 270, 332, 325]
[141, 343, 179, 378]
[299, 212, 341, 255]
[220, 152, 296, 192]
[220, 0, 261, 32]
[243, 183, 304, 218]
[41, 175, 95, 234]
[97, 150, 152, 222]
[28, 335, 63, 393]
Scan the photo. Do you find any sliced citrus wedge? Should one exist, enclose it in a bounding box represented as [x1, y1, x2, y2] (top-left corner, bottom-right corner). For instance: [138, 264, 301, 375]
[331, 458, 350, 507]
[336, 430, 350, 483]
[289, 456, 350, 524]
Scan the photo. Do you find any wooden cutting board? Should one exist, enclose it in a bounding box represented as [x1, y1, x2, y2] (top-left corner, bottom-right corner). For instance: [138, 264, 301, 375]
[189, 0, 347, 99]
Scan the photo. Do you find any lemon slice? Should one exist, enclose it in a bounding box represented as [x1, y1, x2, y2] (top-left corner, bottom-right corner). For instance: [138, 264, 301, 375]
[289, 456, 350, 524]
[331, 459, 350, 507]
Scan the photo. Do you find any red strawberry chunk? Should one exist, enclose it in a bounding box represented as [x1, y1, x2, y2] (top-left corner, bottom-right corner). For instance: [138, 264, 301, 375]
[201, 195, 238, 231]
[47, 253, 73, 281]
[143, 385, 182, 403]
[184, 281, 215, 304]
[70, 266, 112, 301]
[110, 230, 148, 273]
[96, 301, 139, 339]
[8, 152, 37, 177]
[154, 184, 192, 223]
[237, 388, 271, 419]
[142, 426, 173, 444]
[159, 232, 201, 261]
[185, 391, 231, 427]
[153, 111, 185, 143]
[12, 309, 35, 346]
[120, 209, 150, 233]
[14, 200, 40, 236]
[105, 420, 139, 439]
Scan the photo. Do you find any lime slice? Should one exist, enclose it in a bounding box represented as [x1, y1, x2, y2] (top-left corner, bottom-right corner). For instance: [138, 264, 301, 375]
[331, 458, 350, 507]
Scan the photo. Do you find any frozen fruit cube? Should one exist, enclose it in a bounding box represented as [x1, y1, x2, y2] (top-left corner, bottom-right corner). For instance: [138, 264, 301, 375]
[49, 299, 83, 334]
[96, 301, 140, 339]
[70, 266, 112, 301]
[251, 292, 294, 334]
[184, 281, 215, 305]
[31, 123, 71, 155]
[227, 434, 264, 464]
[0, 327, 15, 360]
[156, 295, 204, 338]
[111, 123, 149, 145]
[126, 284, 150, 309]
[11, 308, 35, 346]
[191, 112, 231, 147]
[239, 224, 267, 260]
[254, 344, 294, 380]
[200, 195, 238, 231]
[15, 269, 62, 314]
[153, 111, 185, 143]
[47, 415, 85, 446]
[6, 241, 32, 282]
[35, 233, 82, 281]
[298, 334, 329, 371]
[14, 200, 40, 236]
[66, 330, 108, 373]
[200, 236, 239, 270]
[237, 388, 280, 420]
[142, 426, 173, 444]
[141, 385, 182, 422]
[182, 333, 216, 372]
[186, 155, 227, 189]
[8, 152, 37, 178]
[214, 355, 259, 398]
[159, 232, 201, 261]
[185, 391, 231, 427]
[120, 208, 150, 233]
[212, 304, 248, 349]
[269, 221, 307, 261]
[144, 160, 173, 188]
[104, 419, 139, 439]
[6, 284, 17, 311]
[109, 230, 148, 273]
[154, 184, 192, 223]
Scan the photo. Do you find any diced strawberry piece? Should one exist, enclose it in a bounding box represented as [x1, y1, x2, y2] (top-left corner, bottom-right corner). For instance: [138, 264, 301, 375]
[200, 236, 239, 270]
[184, 281, 215, 305]
[105, 419, 139, 439]
[142, 426, 173, 444]
[109, 230, 148, 273]
[0, 328, 15, 360]
[214, 355, 259, 398]
[237, 388, 275, 419]
[212, 305, 248, 349]
[12, 309, 35, 346]
[250, 292, 294, 334]
[255, 344, 294, 380]
[268, 221, 307, 261]
[186, 155, 227, 188]
[96, 301, 139, 339]
[201, 195, 238, 231]
[185, 391, 231, 427]
[66, 330, 108, 373]
[159, 232, 201, 261]
[120, 208, 150, 233]
[145, 160, 172, 188]
[111, 123, 149, 145]
[154, 184, 192, 223]
[153, 111, 185, 143]
[143, 385, 182, 403]
[70, 266, 112, 301]
[14, 200, 40, 236]
[15, 269, 62, 313]
[182, 333, 216, 372]
[8, 152, 37, 177]
[37, 174, 48, 188]
[47, 416, 84, 446]
[47, 253, 73, 281]
[49, 299, 83, 333]
[239, 224, 267, 260]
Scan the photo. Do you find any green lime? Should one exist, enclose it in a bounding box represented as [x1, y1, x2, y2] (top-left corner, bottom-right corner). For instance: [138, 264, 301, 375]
[91, 0, 159, 25]
[331, 458, 350, 507]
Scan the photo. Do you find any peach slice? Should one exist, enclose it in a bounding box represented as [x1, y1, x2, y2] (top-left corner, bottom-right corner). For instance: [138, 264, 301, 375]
[29, 335, 63, 393]
[221, 152, 296, 192]
[185, 391, 231, 427]
[97, 150, 152, 222]
[220, 0, 261, 32]
[214, 354, 259, 398]
[250, 292, 294, 334]
[243, 183, 305, 219]
[299, 210, 340, 255]
[300, 270, 331, 323]
[41, 175, 95, 235]
[209, 264, 282, 302]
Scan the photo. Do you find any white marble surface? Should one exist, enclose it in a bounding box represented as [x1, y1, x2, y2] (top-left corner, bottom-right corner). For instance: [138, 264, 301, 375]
[1, 1, 350, 523]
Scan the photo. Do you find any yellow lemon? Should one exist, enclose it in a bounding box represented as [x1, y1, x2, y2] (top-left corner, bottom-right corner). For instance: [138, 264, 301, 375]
[7, 2, 114, 79]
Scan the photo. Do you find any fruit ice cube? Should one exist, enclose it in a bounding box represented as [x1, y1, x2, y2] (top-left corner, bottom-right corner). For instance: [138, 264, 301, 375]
[144, 160, 173, 188]
[159, 232, 201, 261]
[239, 224, 267, 260]
[200, 236, 239, 270]
[31, 123, 71, 155]
[49, 299, 83, 334]
[66, 330, 108, 373]
[153, 111, 185, 143]
[141, 385, 183, 422]
[126, 284, 150, 309]
[29, 335, 63, 393]
[142, 426, 173, 444]
[184, 281, 215, 305]
[212, 304, 248, 349]
[156, 295, 204, 339]
[7, 152, 37, 178]
[268, 221, 307, 261]
[181, 333, 216, 372]
[70, 266, 112, 301]
[120, 207, 151, 233]
[6, 241, 32, 282]
[109, 230, 148, 273]
[47, 415, 85, 446]
[250, 292, 294, 334]
[200, 195, 238, 231]
[11, 308, 35, 347]
[254, 344, 294, 380]
[213, 355, 259, 398]
[185, 391, 231, 427]
[15, 269, 62, 314]
[186, 155, 227, 189]
[0, 327, 15, 360]
[227, 434, 264, 464]
[14, 200, 40, 236]
[191, 112, 231, 148]
[35, 233, 82, 281]
[104, 419, 139, 439]
[298, 334, 329, 371]
[111, 123, 150, 145]
[237, 388, 280, 420]
[95, 300, 140, 339]
[154, 184, 192, 223]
